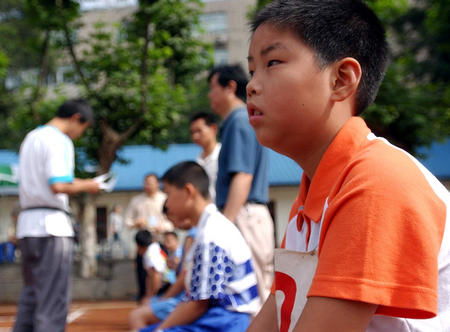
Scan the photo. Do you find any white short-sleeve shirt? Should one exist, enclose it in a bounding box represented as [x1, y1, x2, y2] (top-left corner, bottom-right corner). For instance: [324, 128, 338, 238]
[17, 125, 75, 238]
[143, 242, 167, 273]
[197, 143, 221, 203]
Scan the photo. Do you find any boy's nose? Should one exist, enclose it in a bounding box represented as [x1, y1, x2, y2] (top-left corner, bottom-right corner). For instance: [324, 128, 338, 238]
[246, 78, 259, 98]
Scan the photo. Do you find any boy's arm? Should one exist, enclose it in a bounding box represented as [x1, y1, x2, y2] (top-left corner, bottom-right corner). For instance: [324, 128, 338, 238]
[293, 297, 377, 332]
[161, 270, 186, 299]
[157, 300, 209, 329]
[144, 268, 162, 301]
[247, 293, 278, 332]
[223, 172, 252, 222]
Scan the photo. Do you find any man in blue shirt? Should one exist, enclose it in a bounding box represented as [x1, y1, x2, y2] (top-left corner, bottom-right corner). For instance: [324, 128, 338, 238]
[207, 64, 274, 305]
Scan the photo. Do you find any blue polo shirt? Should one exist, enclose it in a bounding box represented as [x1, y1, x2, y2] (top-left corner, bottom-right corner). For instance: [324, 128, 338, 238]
[216, 107, 269, 208]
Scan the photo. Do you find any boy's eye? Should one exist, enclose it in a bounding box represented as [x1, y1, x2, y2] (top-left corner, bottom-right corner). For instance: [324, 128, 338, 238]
[249, 70, 254, 77]
[267, 60, 281, 67]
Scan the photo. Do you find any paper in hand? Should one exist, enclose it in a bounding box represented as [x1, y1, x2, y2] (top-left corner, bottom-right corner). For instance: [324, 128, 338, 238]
[94, 172, 117, 192]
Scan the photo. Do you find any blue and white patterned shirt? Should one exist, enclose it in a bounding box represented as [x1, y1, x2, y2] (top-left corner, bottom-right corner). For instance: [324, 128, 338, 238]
[184, 204, 260, 314]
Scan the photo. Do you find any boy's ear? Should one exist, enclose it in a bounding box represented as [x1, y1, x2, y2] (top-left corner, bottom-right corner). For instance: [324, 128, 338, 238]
[210, 123, 218, 133]
[70, 113, 82, 123]
[330, 57, 361, 102]
[226, 80, 238, 95]
[185, 183, 197, 198]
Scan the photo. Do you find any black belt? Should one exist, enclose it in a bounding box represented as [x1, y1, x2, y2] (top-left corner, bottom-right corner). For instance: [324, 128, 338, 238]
[21, 206, 72, 217]
[246, 200, 267, 205]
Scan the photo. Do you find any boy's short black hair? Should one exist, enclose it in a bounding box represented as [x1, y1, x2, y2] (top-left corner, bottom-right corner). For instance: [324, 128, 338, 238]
[251, 0, 389, 114]
[135, 230, 152, 247]
[162, 161, 210, 200]
[56, 99, 94, 123]
[189, 112, 218, 126]
[207, 64, 248, 102]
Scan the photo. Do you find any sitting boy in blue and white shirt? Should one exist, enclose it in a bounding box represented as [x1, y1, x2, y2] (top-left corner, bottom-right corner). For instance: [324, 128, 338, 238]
[143, 161, 260, 332]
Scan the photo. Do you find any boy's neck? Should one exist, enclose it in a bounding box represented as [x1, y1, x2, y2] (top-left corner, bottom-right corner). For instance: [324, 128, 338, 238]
[293, 106, 353, 179]
[190, 199, 212, 227]
[201, 141, 218, 159]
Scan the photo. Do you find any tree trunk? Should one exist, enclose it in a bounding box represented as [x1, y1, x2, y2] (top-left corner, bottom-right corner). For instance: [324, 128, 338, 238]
[77, 193, 98, 278]
[98, 118, 143, 174]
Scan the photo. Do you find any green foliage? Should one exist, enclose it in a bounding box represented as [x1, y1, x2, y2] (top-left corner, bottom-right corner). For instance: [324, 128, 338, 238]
[73, 0, 212, 168]
[24, 0, 80, 30]
[0, 0, 212, 172]
[0, 0, 41, 71]
[0, 50, 8, 79]
[363, 0, 450, 154]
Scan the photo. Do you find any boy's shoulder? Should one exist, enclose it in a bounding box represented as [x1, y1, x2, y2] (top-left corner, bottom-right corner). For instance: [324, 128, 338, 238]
[329, 135, 448, 211]
[344, 137, 429, 187]
[199, 205, 245, 242]
[196, 205, 253, 263]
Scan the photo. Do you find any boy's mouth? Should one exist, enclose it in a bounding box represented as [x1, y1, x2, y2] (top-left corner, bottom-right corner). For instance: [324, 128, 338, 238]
[247, 103, 263, 117]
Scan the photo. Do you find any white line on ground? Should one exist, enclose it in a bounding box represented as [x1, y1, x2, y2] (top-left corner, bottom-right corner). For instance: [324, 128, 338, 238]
[66, 308, 86, 323]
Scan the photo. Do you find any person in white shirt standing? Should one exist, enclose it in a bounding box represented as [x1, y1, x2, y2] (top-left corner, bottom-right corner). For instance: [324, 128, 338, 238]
[13, 99, 100, 332]
[125, 174, 172, 303]
[189, 112, 221, 203]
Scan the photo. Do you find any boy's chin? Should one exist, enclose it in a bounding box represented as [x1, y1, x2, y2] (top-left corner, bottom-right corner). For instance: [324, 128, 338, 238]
[255, 130, 275, 149]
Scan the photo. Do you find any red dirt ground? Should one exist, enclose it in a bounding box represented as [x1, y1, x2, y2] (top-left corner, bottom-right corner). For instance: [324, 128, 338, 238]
[0, 301, 137, 332]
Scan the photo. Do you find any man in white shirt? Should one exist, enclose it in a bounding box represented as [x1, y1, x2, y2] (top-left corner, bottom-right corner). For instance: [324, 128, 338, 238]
[14, 99, 100, 332]
[189, 112, 221, 203]
[125, 174, 172, 302]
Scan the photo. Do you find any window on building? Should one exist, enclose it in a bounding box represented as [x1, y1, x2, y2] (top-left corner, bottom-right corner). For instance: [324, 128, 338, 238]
[199, 12, 228, 34]
[78, 0, 137, 11]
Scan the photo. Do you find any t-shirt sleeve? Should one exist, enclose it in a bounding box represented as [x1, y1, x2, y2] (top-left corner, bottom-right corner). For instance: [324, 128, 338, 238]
[45, 137, 74, 185]
[144, 243, 167, 273]
[308, 162, 446, 319]
[187, 242, 230, 301]
[223, 120, 258, 175]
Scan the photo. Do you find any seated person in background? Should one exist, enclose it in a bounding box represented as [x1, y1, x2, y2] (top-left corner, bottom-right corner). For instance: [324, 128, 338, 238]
[163, 231, 182, 272]
[129, 219, 197, 330]
[135, 230, 172, 304]
[141, 161, 260, 332]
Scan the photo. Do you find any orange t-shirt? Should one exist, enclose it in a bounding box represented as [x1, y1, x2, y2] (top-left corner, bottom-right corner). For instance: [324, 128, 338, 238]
[274, 117, 450, 329]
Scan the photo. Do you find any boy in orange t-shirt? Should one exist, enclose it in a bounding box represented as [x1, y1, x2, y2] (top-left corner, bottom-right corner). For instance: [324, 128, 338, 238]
[246, 0, 450, 331]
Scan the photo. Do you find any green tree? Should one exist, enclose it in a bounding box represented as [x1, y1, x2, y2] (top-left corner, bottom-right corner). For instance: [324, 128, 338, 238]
[65, 0, 211, 174]
[0, 0, 212, 277]
[65, 0, 211, 276]
[364, 0, 450, 154]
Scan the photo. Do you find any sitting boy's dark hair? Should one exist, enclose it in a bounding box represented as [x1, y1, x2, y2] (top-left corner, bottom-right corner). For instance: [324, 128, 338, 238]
[251, 0, 389, 115]
[189, 112, 218, 126]
[162, 161, 210, 200]
[56, 99, 94, 124]
[135, 230, 152, 247]
[207, 64, 248, 102]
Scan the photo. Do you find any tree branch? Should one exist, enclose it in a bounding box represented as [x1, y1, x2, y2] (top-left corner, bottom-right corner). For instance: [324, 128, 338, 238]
[29, 29, 51, 122]
[63, 23, 90, 92]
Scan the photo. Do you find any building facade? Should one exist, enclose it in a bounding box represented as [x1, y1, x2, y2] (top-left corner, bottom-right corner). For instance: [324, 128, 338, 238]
[77, 0, 256, 66]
